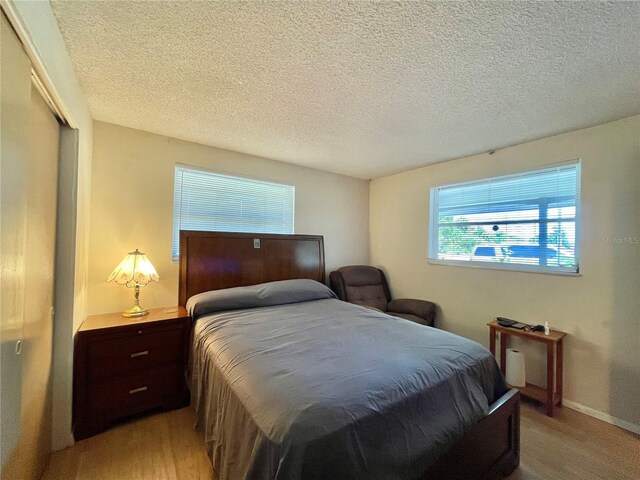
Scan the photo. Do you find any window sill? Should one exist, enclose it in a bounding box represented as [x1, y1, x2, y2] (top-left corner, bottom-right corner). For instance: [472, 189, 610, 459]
[427, 259, 581, 277]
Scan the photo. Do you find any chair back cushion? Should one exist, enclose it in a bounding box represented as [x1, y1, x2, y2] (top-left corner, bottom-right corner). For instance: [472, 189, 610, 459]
[329, 266, 391, 311]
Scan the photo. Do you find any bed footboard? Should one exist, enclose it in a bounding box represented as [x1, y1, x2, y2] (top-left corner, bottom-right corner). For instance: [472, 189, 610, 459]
[421, 388, 520, 480]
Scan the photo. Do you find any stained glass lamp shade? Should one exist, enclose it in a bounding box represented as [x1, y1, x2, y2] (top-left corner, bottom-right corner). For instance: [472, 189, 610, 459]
[107, 249, 159, 317]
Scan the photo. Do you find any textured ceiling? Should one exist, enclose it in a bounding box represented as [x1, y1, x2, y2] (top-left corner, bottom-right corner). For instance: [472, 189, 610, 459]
[50, 1, 639, 179]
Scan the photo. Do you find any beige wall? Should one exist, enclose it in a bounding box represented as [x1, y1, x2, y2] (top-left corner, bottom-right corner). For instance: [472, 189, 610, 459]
[88, 121, 369, 314]
[370, 116, 640, 428]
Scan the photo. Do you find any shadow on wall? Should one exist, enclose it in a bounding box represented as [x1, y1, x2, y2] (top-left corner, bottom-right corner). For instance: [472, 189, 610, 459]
[610, 235, 640, 428]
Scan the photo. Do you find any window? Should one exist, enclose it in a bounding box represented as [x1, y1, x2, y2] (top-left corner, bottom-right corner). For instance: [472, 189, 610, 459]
[428, 161, 580, 274]
[172, 165, 295, 260]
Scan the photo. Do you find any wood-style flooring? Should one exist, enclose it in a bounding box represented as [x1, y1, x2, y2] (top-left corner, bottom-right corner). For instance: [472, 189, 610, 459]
[41, 400, 639, 480]
[41, 408, 213, 480]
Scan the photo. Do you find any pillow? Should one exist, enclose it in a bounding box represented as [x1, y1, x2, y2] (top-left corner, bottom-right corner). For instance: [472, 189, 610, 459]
[186, 279, 337, 320]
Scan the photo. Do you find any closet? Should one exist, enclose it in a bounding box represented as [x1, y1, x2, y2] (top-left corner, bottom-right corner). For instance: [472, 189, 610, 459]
[1, 12, 61, 480]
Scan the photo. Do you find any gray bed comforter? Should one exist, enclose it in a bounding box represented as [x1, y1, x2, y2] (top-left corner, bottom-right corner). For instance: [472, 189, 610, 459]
[188, 280, 506, 480]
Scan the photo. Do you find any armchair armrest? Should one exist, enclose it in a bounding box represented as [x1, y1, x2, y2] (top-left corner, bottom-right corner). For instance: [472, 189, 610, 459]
[387, 298, 436, 324]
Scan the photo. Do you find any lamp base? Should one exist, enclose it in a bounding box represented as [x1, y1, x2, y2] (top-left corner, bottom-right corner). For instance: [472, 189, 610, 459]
[122, 305, 150, 318]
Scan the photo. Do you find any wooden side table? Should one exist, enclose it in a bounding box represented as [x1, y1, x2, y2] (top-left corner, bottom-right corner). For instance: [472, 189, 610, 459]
[73, 306, 191, 439]
[488, 320, 566, 417]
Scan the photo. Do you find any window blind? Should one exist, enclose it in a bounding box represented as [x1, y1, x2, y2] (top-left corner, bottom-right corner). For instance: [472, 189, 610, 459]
[429, 162, 580, 273]
[172, 165, 295, 261]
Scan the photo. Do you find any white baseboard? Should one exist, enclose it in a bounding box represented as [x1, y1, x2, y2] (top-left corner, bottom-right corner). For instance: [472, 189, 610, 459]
[562, 399, 640, 435]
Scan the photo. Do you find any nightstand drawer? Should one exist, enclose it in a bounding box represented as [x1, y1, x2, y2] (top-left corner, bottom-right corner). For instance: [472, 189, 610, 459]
[88, 327, 183, 381]
[88, 366, 181, 420]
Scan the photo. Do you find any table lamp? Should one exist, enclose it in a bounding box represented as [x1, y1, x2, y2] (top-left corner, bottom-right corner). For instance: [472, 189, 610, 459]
[107, 248, 159, 317]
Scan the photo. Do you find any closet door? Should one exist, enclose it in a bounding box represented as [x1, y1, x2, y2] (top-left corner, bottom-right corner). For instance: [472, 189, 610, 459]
[1, 12, 60, 480]
[8, 83, 60, 480]
[0, 11, 31, 470]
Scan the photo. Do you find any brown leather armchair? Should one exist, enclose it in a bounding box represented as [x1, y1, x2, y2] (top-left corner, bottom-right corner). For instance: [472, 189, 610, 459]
[329, 265, 436, 327]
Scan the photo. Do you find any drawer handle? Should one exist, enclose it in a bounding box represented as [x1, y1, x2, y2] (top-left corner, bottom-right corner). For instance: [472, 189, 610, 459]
[129, 386, 148, 395]
[130, 350, 149, 358]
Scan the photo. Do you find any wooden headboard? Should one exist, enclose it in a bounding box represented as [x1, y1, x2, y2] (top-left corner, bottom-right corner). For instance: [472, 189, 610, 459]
[178, 231, 325, 306]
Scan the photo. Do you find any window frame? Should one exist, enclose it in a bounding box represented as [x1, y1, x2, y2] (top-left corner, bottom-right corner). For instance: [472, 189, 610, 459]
[428, 160, 582, 276]
[172, 164, 295, 262]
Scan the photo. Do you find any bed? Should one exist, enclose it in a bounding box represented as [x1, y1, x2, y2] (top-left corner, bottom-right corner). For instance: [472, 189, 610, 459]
[179, 230, 520, 480]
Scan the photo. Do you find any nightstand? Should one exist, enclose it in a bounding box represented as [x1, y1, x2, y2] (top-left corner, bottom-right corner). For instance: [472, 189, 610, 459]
[73, 306, 190, 440]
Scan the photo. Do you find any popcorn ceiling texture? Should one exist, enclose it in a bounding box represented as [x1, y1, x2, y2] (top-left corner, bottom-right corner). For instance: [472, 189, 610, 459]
[50, 1, 639, 179]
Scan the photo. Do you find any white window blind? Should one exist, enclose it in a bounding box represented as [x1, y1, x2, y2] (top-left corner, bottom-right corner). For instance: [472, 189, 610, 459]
[172, 165, 295, 261]
[429, 162, 580, 274]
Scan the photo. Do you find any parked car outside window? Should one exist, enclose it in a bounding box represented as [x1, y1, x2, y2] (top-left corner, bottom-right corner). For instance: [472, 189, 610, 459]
[471, 244, 574, 267]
